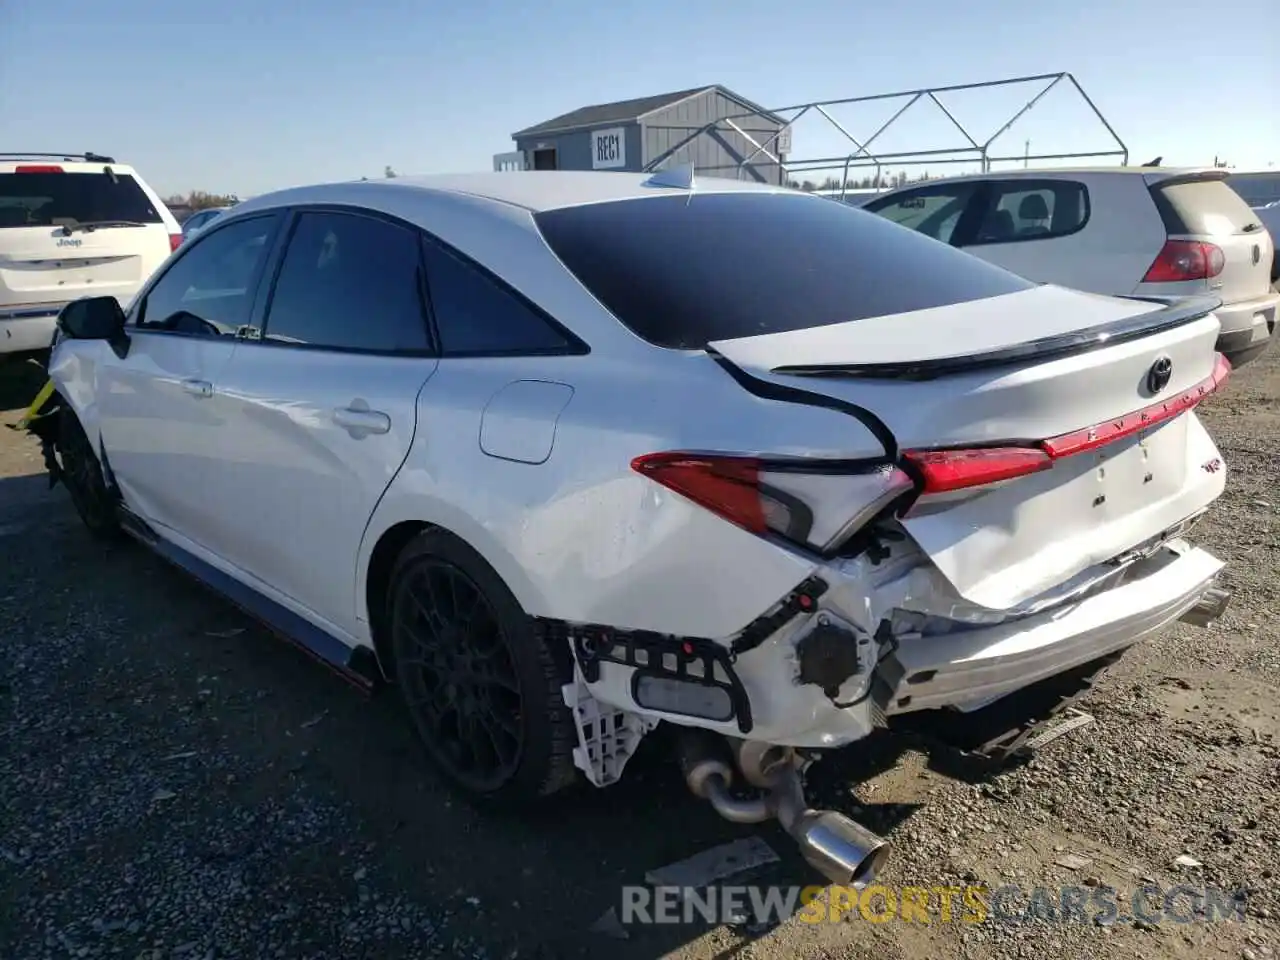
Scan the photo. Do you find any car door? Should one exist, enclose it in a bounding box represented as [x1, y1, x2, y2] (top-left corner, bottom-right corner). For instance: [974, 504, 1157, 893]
[95, 211, 284, 547]
[207, 207, 439, 637]
[860, 180, 985, 247]
[952, 178, 1096, 288]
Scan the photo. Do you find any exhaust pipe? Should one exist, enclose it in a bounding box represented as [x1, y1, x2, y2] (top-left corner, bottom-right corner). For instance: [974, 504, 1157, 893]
[1179, 585, 1231, 628]
[678, 731, 890, 887]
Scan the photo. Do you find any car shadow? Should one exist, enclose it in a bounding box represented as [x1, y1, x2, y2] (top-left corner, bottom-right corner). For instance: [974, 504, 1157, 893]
[0, 352, 49, 415]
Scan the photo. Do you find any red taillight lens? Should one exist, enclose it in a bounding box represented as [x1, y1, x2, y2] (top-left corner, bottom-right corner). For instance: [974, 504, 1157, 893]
[632, 454, 767, 533]
[1142, 239, 1225, 283]
[169, 233, 183, 252]
[631, 453, 913, 549]
[901, 447, 1052, 494]
[901, 352, 1231, 497]
[1043, 352, 1231, 458]
[14, 164, 64, 174]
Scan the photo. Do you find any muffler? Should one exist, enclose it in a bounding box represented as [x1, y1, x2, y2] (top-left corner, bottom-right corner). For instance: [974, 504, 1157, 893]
[678, 731, 889, 887]
[1179, 585, 1231, 628]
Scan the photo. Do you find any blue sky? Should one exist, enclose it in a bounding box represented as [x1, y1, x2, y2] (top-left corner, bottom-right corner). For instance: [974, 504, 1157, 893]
[2, 0, 1275, 197]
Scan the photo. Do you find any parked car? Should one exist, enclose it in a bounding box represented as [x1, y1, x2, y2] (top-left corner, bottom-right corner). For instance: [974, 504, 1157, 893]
[0, 153, 181, 356]
[180, 205, 231, 243]
[862, 167, 1277, 366]
[28, 170, 1233, 886]
[1226, 170, 1280, 210]
[1251, 201, 1280, 278]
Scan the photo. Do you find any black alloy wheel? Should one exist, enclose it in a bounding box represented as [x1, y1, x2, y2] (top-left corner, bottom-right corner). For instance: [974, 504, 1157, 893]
[57, 410, 122, 539]
[388, 530, 577, 804]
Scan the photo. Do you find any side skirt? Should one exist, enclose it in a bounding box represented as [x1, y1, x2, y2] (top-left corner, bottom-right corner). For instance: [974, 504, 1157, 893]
[117, 505, 382, 693]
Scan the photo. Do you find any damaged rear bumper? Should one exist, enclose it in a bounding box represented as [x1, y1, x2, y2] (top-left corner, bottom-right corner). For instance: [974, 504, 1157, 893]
[562, 538, 1227, 750]
[873, 540, 1224, 716]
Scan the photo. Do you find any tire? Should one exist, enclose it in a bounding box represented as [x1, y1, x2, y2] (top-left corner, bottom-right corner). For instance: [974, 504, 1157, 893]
[387, 529, 578, 806]
[57, 410, 123, 540]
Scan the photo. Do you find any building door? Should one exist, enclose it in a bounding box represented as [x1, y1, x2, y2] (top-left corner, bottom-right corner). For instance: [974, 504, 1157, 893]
[532, 148, 557, 171]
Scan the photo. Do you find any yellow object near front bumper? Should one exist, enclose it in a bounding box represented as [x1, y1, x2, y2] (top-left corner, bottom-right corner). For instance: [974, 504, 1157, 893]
[16, 377, 56, 431]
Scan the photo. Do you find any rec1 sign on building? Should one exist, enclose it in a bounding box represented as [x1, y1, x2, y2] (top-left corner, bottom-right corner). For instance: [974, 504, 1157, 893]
[591, 128, 626, 169]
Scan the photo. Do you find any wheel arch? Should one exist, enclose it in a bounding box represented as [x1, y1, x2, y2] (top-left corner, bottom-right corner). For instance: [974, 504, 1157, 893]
[359, 507, 552, 681]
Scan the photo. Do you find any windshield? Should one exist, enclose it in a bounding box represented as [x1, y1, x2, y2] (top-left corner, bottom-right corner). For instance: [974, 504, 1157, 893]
[0, 171, 162, 229]
[533, 191, 1033, 349]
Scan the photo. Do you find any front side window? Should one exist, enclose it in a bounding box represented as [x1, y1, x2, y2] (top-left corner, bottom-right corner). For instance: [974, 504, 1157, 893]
[137, 214, 279, 336]
[970, 180, 1089, 244]
[262, 211, 429, 352]
[863, 183, 979, 243]
[534, 192, 1032, 349]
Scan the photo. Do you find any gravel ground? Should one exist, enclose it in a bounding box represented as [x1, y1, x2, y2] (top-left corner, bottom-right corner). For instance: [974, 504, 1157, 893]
[0, 344, 1277, 960]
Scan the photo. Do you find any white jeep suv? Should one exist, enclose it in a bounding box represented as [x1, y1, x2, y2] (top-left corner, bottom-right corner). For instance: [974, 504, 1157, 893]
[863, 167, 1278, 367]
[0, 153, 181, 355]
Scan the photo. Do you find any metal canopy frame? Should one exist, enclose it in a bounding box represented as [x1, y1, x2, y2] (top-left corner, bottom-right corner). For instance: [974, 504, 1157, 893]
[642, 72, 1129, 198]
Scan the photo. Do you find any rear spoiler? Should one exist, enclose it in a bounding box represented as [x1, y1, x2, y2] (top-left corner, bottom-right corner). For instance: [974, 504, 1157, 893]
[1144, 169, 1231, 189]
[769, 295, 1223, 382]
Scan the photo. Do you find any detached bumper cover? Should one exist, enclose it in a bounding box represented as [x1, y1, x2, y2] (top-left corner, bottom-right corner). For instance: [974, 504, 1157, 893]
[876, 541, 1223, 715]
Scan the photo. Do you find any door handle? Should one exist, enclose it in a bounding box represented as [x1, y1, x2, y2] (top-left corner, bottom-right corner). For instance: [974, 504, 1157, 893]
[333, 405, 391, 436]
[180, 378, 212, 398]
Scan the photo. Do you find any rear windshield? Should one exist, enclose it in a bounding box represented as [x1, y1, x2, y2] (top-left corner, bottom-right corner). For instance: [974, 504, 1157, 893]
[533, 192, 1034, 349]
[1151, 178, 1263, 237]
[0, 171, 162, 229]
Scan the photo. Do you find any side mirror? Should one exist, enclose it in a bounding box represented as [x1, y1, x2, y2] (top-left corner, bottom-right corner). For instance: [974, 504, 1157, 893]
[57, 296, 130, 358]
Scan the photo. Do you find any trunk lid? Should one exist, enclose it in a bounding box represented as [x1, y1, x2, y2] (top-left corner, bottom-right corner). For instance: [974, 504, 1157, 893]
[709, 285, 1228, 609]
[1143, 171, 1274, 304]
[0, 225, 162, 310]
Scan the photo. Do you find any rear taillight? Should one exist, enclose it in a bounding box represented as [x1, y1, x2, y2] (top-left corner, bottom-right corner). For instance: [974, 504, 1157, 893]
[169, 233, 183, 252]
[14, 164, 63, 174]
[630, 453, 912, 552]
[635, 355, 1231, 541]
[1142, 239, 1225, 283]
[901, 447, 1051, 494]
[901, 352, 1231, 498]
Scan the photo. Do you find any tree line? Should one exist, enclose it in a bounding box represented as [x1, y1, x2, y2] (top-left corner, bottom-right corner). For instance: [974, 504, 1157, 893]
[163, 190, 241, 211]
[787, 170, 933, 192]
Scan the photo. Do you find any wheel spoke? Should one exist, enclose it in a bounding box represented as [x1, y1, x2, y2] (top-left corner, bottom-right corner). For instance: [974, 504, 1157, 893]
[474, 710, 517, 767]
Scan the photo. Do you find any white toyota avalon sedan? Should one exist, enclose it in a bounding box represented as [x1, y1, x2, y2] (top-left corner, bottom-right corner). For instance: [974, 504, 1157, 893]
[27, 169, 1233, 887]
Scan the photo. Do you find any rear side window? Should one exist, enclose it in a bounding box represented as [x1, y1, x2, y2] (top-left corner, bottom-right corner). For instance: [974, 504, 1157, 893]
[534, 192, 1033, 349]
[263, 211, 430, 353]
[863, 182, 979, 244]
[0, 171, 162, 229]
[1152, 178, 1263, 237]
[422, 241, 574, 356]
[970, 180, 1089, 244]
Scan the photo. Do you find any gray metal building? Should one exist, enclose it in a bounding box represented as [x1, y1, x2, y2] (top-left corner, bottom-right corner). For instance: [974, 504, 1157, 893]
[495, 85, 789, 183]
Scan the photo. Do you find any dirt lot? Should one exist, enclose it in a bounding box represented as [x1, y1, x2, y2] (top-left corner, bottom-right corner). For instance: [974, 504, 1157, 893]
[1, 347, 1277, 960]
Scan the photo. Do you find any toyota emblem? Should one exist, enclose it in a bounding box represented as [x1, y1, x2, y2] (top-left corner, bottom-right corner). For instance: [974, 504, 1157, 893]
[1146, 356, 1173, 394]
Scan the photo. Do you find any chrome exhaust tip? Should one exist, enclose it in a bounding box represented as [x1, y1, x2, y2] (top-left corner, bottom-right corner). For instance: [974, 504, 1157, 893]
[678, 731, 889, 887]
[1180, 585, 1231, 628]
[788, 809, 890, 887]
